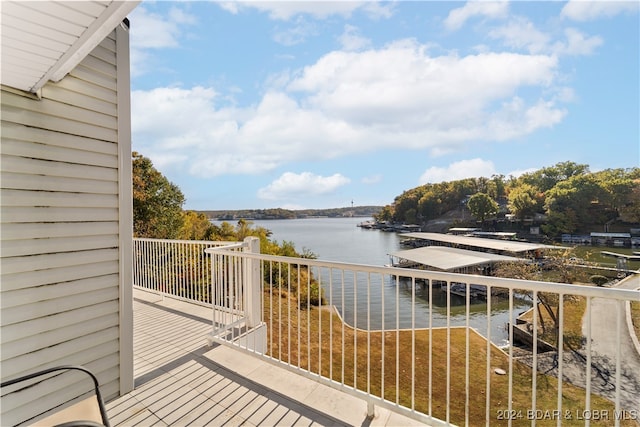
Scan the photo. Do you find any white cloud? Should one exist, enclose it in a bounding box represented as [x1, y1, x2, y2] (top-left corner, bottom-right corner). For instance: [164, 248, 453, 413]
[561, 0, 639, 21]
[553, 28, 603, 56]
[444, 1, 509, 31]
[257, 172, 351, 200]
[217, 1, 392, 21]
[129, 6, 197, 77]
[132, 40, 567, 178]
[130, 6, 192, 49]
[360, 2, 396, 20]
[273, 16, 318, 46]
[419, 159, 497, 184]
[287, 40, 559, 136]
[488, 17, 550, 54]
[489, 18, 602, 56]
[339, 25, 371, 52]
[362, 174, 383, 185]
[216, 2, 240, 15]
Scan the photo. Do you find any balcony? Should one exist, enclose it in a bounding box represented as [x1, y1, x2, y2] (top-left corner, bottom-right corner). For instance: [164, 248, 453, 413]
[112, 238, 640, 426]
[106, 288, 423, 426]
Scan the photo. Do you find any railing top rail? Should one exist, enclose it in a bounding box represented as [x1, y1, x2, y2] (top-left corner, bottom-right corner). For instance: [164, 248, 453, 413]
[206, 248, 640, 301]
[134, 237, 237, 245]
[204, 242, 247, 252]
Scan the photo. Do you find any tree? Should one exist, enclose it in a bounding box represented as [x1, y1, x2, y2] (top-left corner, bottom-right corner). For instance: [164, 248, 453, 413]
[133, 152, 185, 238]
[418, 191, 442, 221]
[374, 205, 394, 222]
[618, 179, 640, 223]
[508, 183, 541, 221]
[490, 174, 507, 200]
[519, 161, 589, 193]
[467, 192, 499, 223]
[393, 189, 422, 223]
[179, 211, 216, 240]
[493, 252, 586, 350]
[543, 174, 608, 235]
[404, 208, 418, 224]
[593, 168, 638, 220]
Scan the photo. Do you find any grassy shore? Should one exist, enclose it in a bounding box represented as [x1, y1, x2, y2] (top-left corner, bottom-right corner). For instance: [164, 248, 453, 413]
[519, 294, 586, 350]
[264, 289, 637, 426]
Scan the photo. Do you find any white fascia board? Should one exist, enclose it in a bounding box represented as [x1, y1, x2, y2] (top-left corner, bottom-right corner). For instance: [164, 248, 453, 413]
[33, 1, 140, 91]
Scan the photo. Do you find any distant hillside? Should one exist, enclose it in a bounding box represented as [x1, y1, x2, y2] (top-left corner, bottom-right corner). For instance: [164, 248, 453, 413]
[200, 206, 383, 220]
[375, 161, 640, 240]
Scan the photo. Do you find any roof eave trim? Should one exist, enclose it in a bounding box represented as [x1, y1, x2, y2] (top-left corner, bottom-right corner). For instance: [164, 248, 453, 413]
[31, 0, 140, 92]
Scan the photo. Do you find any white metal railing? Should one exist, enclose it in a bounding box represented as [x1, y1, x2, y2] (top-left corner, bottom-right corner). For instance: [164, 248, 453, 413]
[132, 237, 256, 347]
[136, 238, 640, 426]
[133, 238, 236, 306]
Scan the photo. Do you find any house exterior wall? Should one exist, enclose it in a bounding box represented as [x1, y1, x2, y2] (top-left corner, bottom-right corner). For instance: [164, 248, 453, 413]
[1, 24, 132, 425]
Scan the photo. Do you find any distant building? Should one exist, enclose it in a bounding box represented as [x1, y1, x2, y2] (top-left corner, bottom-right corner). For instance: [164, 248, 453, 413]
[590, 232, 632, 247]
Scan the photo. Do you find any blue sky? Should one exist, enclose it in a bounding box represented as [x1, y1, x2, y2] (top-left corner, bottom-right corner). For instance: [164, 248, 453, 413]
[128, 1, 639, 211]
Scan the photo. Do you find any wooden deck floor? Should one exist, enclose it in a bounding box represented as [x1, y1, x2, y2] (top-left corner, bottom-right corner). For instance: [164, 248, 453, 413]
[105, 290, 427, 426]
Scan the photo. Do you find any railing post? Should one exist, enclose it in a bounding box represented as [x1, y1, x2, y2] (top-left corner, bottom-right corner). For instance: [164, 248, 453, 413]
[243, 237, 261, 328]
[366, 401, 375, 419]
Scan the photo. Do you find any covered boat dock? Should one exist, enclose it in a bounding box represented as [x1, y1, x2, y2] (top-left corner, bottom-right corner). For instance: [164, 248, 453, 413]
[389, 245, 529, 275]
[399, 232, 564, 258]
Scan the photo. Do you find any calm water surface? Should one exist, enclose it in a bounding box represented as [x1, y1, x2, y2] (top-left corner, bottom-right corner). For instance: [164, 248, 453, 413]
[215, 217, 529, 346]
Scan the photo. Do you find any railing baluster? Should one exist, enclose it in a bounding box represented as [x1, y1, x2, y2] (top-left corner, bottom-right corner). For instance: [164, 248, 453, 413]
[380, 276, 387, 397]
[288, 261, 292, 366]
[428, 278, 433, 418]
[557, 293, 564, 427]
[329, 268, 333, 381]
[585, 296, 592, 427]
[144, 239, 149, 290]
[353, 269, 358, 390]
[368, 271, 372, 397]
[615, 299, 622, 427]
[411, 276, 416, 412]
[532, 289, 538, 427]
[396, 271, 400, 405]
[269, 261, 274, 356]
[486, 284, 491, 425]
[507, 288, 514, 427]
[341, 270, 345, 386]
[318, 267, 322, 376]
[298, 266, 302, 369]
[185, 241, 190, 299]
[446, 281, 451, 425]
[466, 282, 470, 427]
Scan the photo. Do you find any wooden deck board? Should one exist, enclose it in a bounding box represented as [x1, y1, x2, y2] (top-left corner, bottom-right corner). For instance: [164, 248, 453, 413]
[106, 290, 428, 426]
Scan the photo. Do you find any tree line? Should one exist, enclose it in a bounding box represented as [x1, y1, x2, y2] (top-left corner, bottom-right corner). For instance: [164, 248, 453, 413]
[201, 206, 382, 220]
[374, 161, 640, 238]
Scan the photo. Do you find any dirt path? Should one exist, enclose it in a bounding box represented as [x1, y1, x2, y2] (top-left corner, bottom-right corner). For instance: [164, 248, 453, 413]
[583, 275, 640, 411]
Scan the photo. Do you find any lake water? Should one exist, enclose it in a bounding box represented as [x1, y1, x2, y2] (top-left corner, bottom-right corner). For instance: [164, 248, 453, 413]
[214, 216, 530, 346]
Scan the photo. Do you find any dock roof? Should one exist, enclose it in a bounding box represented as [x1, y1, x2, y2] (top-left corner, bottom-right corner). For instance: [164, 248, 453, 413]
[389, 246, 527, 271]
[400, 232, 564, 253]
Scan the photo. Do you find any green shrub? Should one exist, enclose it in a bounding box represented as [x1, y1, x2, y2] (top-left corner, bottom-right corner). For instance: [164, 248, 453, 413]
[298, 282, 325, 308]
[590, 275, 609, 286]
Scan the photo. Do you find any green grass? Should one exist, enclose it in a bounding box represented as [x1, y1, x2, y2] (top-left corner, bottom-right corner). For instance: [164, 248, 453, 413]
[519, 295, 586, 350]
[571, 246, 640, 271]
[264, 289, 638, 426]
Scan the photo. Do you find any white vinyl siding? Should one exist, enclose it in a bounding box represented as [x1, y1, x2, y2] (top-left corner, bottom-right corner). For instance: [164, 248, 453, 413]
[1, 26, 128, 425]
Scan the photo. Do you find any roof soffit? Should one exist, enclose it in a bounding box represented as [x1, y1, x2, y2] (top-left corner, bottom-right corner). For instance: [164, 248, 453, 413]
[1, 0, 140, 93]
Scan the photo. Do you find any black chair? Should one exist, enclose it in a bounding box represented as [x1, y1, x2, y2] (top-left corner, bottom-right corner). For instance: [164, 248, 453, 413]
[1, 365, 110, 427]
